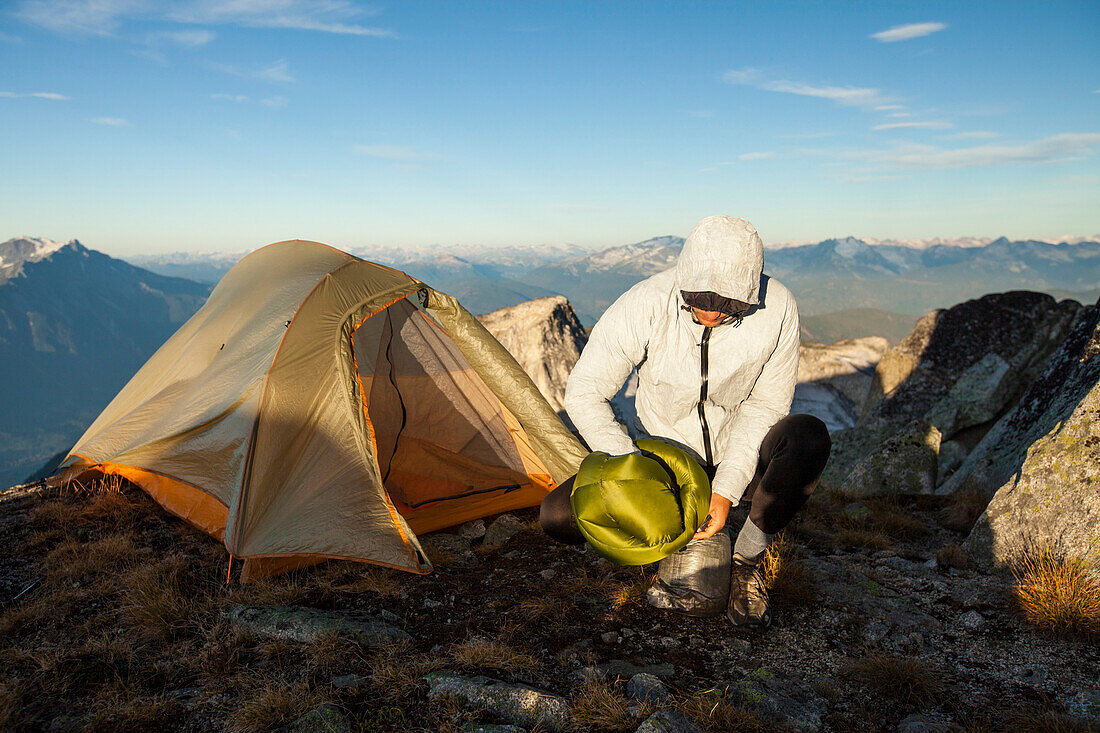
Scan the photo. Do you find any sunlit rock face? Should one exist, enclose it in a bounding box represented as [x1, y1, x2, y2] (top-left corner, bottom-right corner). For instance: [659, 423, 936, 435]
[478, 296, 588, 414]
[793, 337, 890, 432]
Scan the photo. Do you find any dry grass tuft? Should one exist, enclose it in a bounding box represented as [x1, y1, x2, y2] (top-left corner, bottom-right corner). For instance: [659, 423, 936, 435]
[570, 677, 650, 732]
[223, 677, 325, 733]
[1013, 549, 1100, 638]
[608, 568, 656, 609]
[844, 654, 942, 707]
[229, 575, 309, 608]
[836, 528, 891, 552]
[516, 594, 568, 623]
[448, 637, 538, 673]
[562, 567, 617, 596]
[196, 622, 253, 682]
[122, 563, 201, 639]
[368, 640, 445, 702]
[82, 686, 181, 730]
[301, 561, 404, 599]
[759, 532, 816, 608]
[304, 631, 362, 674]
[935, 542, 971, 570]
[938, 483, 989, 533]
[0, 682, 22, 730]
[864, 499, 928, 539]
[1007, 707, 1094, 733]
[44, 533, 142, 581]
[676, 686, 777, 733]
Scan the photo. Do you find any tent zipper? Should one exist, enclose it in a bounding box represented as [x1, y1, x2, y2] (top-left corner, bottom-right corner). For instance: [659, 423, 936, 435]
[697, 326, 714, 469]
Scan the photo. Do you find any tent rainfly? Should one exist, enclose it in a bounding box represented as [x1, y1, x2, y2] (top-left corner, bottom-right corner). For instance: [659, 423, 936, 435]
[58, 240, 587, 581]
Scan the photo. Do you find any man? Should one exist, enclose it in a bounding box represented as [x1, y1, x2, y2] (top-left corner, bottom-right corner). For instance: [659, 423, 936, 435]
[547, 215, 830, 627]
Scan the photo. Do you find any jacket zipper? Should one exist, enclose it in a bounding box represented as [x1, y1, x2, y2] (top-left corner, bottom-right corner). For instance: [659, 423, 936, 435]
[697, 326, 714, 469]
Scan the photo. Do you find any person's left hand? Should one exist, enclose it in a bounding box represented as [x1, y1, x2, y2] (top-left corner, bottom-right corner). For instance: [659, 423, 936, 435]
[693, 493, 732, 539]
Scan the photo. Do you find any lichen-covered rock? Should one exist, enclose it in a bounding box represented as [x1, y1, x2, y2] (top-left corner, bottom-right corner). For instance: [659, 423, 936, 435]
[458, 519, 487, 540]
[478, 296, 587, 413]
[626, 673, 674, 705]
[939, 302, 1100, 498]
[634, 709, 703, 733]
[483, 514, 525, 547]
[837, 421, 941, 498]
[419, 532, 478, 568]
[816, 424, 896, 492]
[936, 440, 968, 484]
[896, 712, 960, 733]
[861, 292, 1080, 430]
[964, 380, 1100, 572]
[736, 668, 827, 733]
[924, 353, 1015, 438]
[279, 704, 351, 733]
[223, 606, 409, 646]
[424, 672, 572, 732]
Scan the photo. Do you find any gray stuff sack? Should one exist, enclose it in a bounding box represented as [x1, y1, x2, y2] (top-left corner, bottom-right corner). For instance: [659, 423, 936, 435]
[646, 529, 731, 617]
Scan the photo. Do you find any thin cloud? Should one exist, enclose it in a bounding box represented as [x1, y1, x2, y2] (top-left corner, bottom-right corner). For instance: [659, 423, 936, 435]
[15, 0, 144, 35]
[873, 121, 953, 130]
[843, 133, 1100, 170]
[944, 131, 1001, 140]
[256, 60, 293, 82]
[211, 92, 286, 108]
[91, 116, 132, 126]
[871, 22, 947, 42]
[1, 91, 70, 100]
[723, 67, 886, 108]
[353, 144, 439, 162]
[0, 31, 23, 43]
[16, 0, 395, 37]
[210, 59, 294, 82]
[887, 112, 913, 118]
[169, 0, 395, 37]
[151, 29, 215, 46]
[875, 105, 906, 111]
[739, 152, 774, 160]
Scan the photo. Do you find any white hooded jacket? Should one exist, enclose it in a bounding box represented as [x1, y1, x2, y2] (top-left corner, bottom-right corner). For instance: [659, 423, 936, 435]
[564, 216, 800, 502]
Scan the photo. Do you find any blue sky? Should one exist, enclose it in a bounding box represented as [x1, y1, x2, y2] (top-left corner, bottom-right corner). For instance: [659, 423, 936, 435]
[1, 1, 1097, 255]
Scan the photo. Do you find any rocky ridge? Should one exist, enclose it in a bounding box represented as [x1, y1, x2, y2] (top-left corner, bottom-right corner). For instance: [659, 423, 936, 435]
[478, 296, 588, 414]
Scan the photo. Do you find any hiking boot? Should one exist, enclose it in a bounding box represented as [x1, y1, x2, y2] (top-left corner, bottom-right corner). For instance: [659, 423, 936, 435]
[726, 552, 771, 627]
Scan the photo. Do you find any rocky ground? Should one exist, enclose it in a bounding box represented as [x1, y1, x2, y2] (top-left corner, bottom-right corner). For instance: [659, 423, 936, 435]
[1, 477, 1096, 732]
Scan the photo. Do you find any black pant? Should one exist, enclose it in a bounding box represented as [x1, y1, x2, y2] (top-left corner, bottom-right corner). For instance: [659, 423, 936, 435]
[540, 413, 831, 544]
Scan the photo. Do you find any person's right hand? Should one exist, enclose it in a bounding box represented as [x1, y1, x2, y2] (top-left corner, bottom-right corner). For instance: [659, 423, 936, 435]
[693, 493, 732, 539]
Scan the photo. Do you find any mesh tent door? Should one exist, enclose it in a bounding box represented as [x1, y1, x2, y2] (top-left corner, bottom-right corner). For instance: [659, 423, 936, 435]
[353, 298, 531, 510]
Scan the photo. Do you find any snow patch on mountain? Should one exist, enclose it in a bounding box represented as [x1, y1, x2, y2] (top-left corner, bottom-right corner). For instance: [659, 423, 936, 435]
[0, 237, 82, 281]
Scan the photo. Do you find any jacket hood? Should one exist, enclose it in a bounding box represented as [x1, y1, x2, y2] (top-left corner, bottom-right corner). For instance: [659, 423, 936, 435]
[675, 215, 764, 305]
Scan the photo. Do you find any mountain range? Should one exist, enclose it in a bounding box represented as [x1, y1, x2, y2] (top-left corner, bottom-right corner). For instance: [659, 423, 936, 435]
[0, 238, 211, 488]
[4, 232, 1099, 487]
[129, 235, 1100, 326]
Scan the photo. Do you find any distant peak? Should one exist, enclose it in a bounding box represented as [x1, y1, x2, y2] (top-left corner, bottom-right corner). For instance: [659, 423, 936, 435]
[0, 236, 85, 281]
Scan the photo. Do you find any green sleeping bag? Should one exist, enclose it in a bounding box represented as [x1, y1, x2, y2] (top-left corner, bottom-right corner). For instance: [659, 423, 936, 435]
[570, 439, 712, 565]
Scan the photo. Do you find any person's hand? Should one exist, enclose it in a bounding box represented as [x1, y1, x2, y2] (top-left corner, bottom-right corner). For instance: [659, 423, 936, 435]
[693, 493, 732, 539]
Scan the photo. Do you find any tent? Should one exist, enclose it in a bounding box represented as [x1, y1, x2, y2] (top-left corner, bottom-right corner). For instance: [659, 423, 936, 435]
[58, 240, 587, 581]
